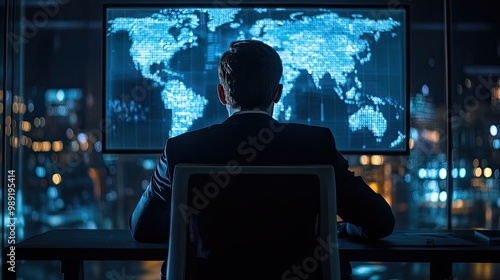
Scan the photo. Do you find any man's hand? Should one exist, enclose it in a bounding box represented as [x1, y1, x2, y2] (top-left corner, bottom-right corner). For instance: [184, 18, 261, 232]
[337, 221, 369, 239]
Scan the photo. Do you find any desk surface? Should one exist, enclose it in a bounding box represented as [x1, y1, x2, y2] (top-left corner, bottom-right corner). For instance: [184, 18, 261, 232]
[340, 230, 500, 263]
[12, 229, 500, 263]
[14, 229, 168, 261]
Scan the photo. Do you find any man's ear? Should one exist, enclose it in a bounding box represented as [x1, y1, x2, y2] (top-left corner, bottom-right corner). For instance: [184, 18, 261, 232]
[217, 84, 227, 105]
[273, 84, 283, 103]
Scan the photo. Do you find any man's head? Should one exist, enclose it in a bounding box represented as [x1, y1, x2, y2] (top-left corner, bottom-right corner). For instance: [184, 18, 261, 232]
[217, 39, 283, 114]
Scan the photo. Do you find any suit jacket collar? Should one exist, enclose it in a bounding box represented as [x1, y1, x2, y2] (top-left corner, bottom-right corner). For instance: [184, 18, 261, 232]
[222, 112, 276, 125]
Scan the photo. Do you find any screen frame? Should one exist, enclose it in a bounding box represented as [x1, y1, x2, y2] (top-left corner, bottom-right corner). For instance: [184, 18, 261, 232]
[102, 0, 411, 155]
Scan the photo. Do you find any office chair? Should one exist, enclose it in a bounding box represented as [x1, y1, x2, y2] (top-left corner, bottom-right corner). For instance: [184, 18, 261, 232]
[167, 164, 340, 280]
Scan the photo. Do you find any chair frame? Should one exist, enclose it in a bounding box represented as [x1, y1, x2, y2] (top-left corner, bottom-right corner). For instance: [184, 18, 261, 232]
[167, 164, 340, 280]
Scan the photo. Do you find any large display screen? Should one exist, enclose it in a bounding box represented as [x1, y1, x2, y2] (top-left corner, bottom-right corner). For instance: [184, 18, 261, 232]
[104, 4, 408, 154]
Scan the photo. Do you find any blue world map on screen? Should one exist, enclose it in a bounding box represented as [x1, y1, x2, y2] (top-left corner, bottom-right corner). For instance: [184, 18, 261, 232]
[105, 7, 407, 153]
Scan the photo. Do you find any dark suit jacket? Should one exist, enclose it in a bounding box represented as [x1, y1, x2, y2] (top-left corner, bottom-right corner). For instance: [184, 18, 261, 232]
[130, 112, 395, 278]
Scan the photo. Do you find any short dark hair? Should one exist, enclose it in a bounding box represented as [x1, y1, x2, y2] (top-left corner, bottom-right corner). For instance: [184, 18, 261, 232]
[218, 40, 283, 110]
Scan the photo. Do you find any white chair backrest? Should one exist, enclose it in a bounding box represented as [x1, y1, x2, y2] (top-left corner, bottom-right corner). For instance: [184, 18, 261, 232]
[167, 164, 340, 280]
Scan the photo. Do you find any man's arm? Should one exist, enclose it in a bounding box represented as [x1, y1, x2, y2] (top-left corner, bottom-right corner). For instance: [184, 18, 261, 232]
[332, 144, 395, 240]
[129, 145, 172, 242]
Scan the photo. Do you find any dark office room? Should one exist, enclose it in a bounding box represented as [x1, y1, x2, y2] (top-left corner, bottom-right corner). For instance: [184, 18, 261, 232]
[2, 0, 500, 279]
